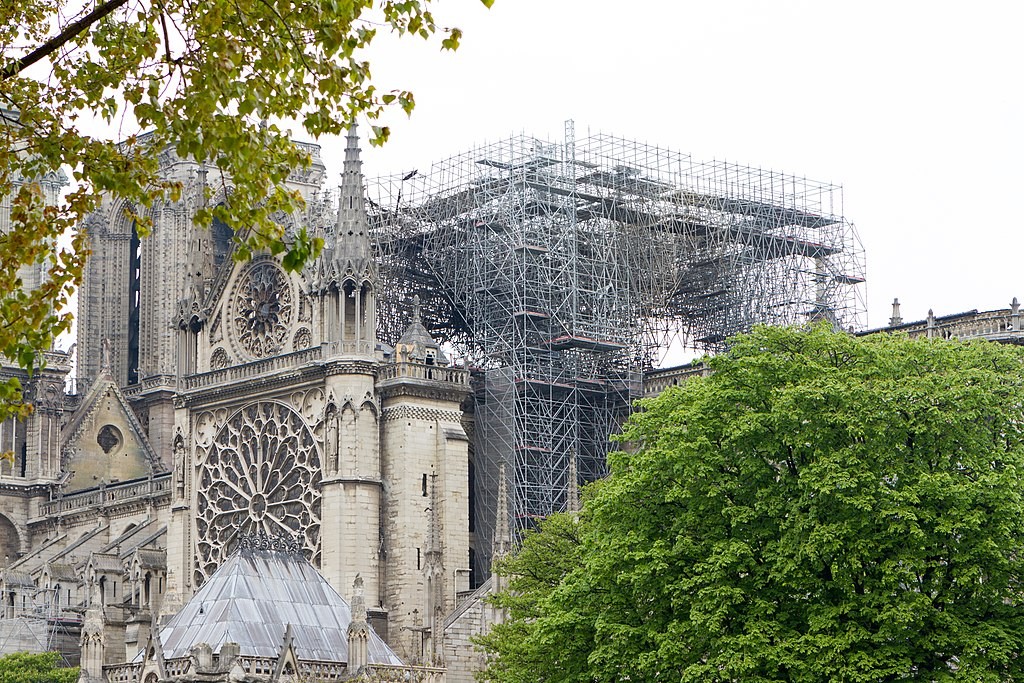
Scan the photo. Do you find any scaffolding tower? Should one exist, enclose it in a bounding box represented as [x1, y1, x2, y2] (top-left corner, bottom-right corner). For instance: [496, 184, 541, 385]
[368, 123, 865, 576]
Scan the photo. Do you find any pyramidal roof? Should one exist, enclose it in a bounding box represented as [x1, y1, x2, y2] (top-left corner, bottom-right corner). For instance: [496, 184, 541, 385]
[153, 547, 401, 665]
[395, 295, 448, 364]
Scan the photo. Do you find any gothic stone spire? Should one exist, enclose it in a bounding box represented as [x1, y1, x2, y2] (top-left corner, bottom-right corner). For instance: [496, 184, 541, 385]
[335, 123, 371, 266]
[493, 462, 511, 560]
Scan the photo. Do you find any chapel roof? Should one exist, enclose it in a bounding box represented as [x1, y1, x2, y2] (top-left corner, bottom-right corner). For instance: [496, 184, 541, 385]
[152, 545, 402, 665]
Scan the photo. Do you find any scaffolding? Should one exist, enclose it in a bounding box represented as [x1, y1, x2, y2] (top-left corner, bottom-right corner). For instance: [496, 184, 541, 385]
[368, 123, 865, 576]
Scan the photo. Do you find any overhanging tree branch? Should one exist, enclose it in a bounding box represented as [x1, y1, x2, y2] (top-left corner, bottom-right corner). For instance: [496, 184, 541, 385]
[2, 0, 131, 80]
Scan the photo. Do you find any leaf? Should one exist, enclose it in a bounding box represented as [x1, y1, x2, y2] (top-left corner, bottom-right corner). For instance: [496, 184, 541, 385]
[481, 326, 1024, 682]
[0, 0, 494, 421]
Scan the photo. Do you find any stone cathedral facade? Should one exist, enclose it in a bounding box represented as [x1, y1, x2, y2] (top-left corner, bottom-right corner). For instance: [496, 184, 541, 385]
[0, 130, 503, 681]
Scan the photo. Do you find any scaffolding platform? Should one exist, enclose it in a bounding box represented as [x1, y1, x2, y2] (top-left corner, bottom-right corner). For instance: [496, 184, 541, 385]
[513, 377, 574, 395]
[511, 243, 549, 256]
[511, 310, 551, 322]
[543, 335, 627, 352]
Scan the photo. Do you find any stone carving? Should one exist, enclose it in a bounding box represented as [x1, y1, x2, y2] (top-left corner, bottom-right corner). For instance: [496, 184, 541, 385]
[299, 387, 324, 424]
[293, 327, 312, 350]
[209, 314, 222, 344]
[324, 402, 339, 475]
[232, 260, 293, 359]
[194, 411, 216, 448]
[237, 531, 302, 554]
[194, 401, 321, 584]
[209, 347, 230, 370]
[173, 433, 186, 496]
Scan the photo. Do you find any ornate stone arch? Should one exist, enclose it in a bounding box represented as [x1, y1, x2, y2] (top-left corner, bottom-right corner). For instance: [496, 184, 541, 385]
[359, 398, 379, 420]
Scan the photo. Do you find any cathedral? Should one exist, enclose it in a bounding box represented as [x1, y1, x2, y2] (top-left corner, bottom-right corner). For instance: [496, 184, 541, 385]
[0, 121, 880, 681]
[0, 128, 502, 681]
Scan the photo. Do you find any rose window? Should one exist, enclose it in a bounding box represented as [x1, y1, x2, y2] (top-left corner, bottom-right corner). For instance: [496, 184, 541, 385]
[233, 260, 292, 359]
[195, 401, 321, 584]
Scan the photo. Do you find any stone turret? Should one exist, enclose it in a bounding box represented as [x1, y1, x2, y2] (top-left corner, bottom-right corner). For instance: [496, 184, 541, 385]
[315, 124, 377, 358]
[395, 296, 448, 366]
[889, 298, 902, 327]
[378, 303, 471, 662]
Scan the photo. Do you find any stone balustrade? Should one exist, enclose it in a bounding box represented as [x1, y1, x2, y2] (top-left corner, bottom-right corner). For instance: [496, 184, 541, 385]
[642, 362, 708, 397]
[40, 474, 171, 516]
[322, 340, 376, 357]
[362, 664, 446, 683]
[103, 663, 141, 683]
[182, 347, 324, 390]
[378, 361, 470, 386]
[293, 140, 322, 160]
[122, 374, 177, 398]
[164, 659, 192, 677]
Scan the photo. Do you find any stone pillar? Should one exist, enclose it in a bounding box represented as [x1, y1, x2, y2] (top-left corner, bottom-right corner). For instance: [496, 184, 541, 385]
[320, 368, 381, 611]
[347, 575, 369, 674]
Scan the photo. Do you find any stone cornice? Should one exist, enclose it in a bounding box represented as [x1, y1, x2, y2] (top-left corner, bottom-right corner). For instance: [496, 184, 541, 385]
[377, 379, 470, 405]
[380, 404, 464, 425]
[320, 475, 383, 487]
[0, 480, 54, 496]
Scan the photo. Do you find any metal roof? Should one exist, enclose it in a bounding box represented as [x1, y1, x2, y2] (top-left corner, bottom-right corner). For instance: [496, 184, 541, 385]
[153, 548, 402, 665]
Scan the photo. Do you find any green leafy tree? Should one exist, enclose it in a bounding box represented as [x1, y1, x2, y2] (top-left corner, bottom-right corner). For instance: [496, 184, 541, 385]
[0, 652, 78, 683]
[0, 0, 492, 420]
[480, 325, 1024, 682]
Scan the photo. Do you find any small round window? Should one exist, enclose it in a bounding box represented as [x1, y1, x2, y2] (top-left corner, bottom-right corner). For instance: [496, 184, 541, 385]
[97, 425, 123, 454]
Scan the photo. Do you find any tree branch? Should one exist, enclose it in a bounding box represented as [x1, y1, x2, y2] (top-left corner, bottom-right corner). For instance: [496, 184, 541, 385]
[2, 0, 131, 80]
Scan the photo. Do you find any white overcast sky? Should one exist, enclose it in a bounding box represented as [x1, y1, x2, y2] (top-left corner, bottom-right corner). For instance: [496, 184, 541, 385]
[312, 0, 1024, 331]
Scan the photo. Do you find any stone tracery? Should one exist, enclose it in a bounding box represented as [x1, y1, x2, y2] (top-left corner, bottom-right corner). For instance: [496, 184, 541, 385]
[194, 401, 321, 584]
[232, 259, 293, 359]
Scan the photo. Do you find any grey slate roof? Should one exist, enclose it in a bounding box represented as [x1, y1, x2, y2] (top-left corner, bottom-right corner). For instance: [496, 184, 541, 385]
[1, 569, 35, 588]
[396, 317, 449, 365]
[88, 552, 124, 573]
[45, 562, 80, 582]
[153, 548, 402, 665]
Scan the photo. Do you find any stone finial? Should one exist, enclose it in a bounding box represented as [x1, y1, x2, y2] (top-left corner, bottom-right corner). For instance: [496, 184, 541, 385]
[350, 574, 366, 625]
[566, 449, 580, 515]
[1012, 297, 1021, 332]
[926, 309, 936, 338]
[412, 294, 422, 322]
[493, 463, 511, 560]
[335, 122, 370, 262]
[889, 298, 903, 327]
[347, 574, 369, 673]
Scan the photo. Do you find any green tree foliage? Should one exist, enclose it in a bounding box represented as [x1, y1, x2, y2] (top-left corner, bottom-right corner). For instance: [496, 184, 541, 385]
[0, 652, 78, 683]
[0, 0, 492, 420]
[479, 325, 1024, 682]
